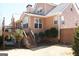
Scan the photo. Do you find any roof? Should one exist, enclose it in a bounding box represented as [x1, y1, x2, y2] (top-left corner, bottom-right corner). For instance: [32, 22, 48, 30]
[24, 12, 46, 18]
[20, 3, 71, 19]
[25, 3, 70, 17]
[46, 3, 70, 16]
[48, 3, 57, 6]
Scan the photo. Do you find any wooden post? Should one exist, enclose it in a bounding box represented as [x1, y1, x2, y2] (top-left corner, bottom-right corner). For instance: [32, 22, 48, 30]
[11, 15, 16, 32]
[57, 15, 61, 42]
[2, 17, 5, 49]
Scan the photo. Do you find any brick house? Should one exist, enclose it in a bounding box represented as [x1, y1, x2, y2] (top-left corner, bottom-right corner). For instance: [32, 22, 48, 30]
[16, 3, 79, 44]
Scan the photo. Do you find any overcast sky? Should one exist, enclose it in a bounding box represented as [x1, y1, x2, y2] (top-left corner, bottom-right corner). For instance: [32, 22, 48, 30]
[0, 0, 79, 27]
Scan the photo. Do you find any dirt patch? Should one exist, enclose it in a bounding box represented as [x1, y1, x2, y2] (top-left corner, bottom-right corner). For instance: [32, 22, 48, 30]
[0, 45, 73, 56]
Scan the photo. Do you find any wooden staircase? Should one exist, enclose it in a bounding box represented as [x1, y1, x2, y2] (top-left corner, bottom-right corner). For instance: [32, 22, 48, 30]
[23, 29, 37, 48]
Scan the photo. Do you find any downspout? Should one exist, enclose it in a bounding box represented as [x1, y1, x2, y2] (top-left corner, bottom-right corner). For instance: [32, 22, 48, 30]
[57, 14, 61, 42]
[44, 3, 46, 15]
[2, 17, 5, 49]
[75, 3, 79, 10]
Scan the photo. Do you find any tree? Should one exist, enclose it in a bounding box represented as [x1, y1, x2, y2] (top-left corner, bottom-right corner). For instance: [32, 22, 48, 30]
[73, 26, 79, 55]
[14, 29, 24, 48]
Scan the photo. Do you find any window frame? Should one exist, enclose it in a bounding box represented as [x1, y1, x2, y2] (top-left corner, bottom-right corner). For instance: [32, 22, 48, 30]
[34, 18, 42, 29]
[61, 16, 65, 24]
[54, 17, 58, 24]
[23, 23, 28, 28]
[22, 16, 29, 28]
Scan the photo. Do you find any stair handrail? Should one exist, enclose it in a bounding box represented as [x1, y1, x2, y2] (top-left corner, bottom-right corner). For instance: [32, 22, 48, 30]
[28, 28, 37, 46]
[23, 30, 31, 46]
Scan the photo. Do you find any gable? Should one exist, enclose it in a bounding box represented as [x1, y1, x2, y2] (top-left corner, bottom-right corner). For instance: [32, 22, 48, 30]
[34, 3, 56, 15]
[61, 3, 79, 29]
[62, 3, 79, 16]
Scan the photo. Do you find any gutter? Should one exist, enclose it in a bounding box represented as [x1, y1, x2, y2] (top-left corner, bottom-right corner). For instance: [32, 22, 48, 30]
[24, 12, 62, 18]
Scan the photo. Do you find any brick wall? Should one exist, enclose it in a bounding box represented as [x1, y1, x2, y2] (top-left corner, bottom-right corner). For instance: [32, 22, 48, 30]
[60, 28, 75, 44]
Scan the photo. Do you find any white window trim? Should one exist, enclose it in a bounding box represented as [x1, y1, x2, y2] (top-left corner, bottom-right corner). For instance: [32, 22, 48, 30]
[61, 16, 65, 24]
[54, 17, 58, 24]
[54, 16, 65, 25]
[21, 16, 29, 28]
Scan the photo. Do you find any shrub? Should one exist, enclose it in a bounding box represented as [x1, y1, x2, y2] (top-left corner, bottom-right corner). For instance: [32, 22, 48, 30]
[39, 32, 45, 38]
[0, 35, 3, 46]
[0, 35, 3, 40]
[72, 27, 79, 55]
[45, 28, 58, 37]
[45, 29, 50, 37]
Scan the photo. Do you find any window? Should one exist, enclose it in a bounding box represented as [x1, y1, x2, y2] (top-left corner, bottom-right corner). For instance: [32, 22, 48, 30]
[39, 24, 42, 28]
[54, 20, 58, 24]
[34, 18, 42, 28]
[23, 23, 28, 28]
[54, 16, 65, 25]
[70, 5, 73, 11]
[36, 7, 44, 15]
[54, 17, 58, 24]
[61, 16, 65, 24]
[71, 8, 73, 11]
[22, 16, 29, 28]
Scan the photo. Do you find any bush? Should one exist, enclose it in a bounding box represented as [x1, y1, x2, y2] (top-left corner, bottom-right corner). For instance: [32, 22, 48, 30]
[45, 29, 50, 37]
[0, 35, 3, 46]
[45, 28, 58, 37]
[39, 32, 45, 38]
[0, 35, 3, 40]
[72, 27, 79, 55]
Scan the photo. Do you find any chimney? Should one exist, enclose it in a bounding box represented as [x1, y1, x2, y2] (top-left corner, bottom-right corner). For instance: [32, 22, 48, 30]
[26, 4, 32, 13]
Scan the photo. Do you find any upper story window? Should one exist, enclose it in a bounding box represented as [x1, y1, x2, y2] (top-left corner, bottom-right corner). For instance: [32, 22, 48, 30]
[35, 7, 44, 15]
[34, 18, 42, 28]
[71, 8, 73, 11]
[70, 4, 73, 11]
[22, 16, 29, 28]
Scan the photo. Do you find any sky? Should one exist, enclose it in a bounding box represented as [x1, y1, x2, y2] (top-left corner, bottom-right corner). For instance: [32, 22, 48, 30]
[0, 0, 79, 27]
[0, 3, 26, 25]
[0, 3, 34, 26]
